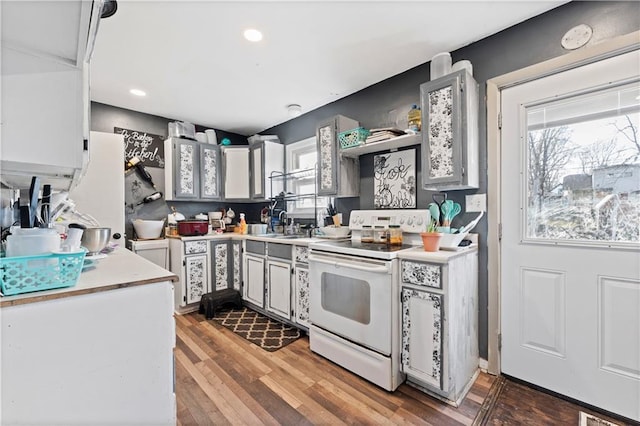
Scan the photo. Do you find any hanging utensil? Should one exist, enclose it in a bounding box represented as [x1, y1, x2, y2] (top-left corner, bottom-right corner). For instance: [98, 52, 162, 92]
[41, 184, 51, 227]
[428, 203, 440, 227]
[29, 176, 41, 228]
[431, 193, 447, 226]
[449, 202, 462, 223]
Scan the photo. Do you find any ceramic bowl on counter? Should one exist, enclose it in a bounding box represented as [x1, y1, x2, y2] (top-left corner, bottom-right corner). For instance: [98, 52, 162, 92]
[320, 225, 351, 238]
[132, 219, 165, 239]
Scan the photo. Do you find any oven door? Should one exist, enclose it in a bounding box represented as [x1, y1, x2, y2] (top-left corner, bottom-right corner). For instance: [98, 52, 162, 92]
[309, 250, 394, 355]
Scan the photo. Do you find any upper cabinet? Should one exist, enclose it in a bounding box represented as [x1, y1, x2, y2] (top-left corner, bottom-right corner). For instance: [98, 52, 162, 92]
[0, 0, 104, 190]
[250, 140, 284, 200]
[316, 115, 360, 197]
[420, 70, 479, 191]
[164, 138, 222, 201]
[222, 146, 251, 200]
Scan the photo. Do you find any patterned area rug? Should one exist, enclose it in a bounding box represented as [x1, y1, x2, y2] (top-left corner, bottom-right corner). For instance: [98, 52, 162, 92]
[211, 307, 301, 352]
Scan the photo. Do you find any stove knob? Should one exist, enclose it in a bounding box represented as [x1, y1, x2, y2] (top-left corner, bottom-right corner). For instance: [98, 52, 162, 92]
[399, 216, 405, 224]
[416, 217, 424, 226]
[407, 217, 414, 226]
[358, 216, 365, 225]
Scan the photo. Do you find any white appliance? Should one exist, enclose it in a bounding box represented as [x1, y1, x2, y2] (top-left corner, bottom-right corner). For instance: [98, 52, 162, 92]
[308, 209, 431, 391]
[129, 239, 169, 269]
[68, 131, 125, 243]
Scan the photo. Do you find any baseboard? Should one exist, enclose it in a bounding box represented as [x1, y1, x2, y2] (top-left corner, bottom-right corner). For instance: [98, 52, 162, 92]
[479, 358, 488, 372]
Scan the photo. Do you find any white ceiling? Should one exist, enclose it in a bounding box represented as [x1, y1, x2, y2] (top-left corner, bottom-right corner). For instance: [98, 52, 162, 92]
[91, 1, 566, 136]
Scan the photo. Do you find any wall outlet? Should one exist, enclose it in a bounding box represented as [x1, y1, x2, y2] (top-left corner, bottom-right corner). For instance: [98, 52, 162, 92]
[466, 194, 486, 212]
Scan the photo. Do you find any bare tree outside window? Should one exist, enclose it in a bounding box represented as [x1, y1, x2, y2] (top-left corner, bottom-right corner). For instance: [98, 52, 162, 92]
[525, 83, 640, 245]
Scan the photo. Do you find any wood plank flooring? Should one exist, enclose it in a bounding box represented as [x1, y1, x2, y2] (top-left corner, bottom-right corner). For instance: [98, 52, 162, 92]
[175, 312, 494, 425]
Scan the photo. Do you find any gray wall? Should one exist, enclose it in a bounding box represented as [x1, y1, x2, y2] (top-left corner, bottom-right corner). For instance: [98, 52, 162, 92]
[260, 1, 640, 359]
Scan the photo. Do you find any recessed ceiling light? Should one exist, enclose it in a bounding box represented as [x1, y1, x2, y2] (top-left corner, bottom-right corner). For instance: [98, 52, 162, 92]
[287, 104, 302, 118]
[244, 29, 263, 42]
[130, 89, 146, 97]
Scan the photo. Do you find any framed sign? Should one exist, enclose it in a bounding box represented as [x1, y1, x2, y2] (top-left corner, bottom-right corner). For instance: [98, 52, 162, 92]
[374, 149, 416, 209]
[115, 127, 165, 168]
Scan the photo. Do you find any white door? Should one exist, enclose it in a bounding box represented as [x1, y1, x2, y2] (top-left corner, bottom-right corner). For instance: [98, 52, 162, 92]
[501, 50, 640, 421]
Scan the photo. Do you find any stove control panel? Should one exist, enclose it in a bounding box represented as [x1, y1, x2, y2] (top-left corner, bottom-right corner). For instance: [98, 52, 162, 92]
[349, 209, 431, 234]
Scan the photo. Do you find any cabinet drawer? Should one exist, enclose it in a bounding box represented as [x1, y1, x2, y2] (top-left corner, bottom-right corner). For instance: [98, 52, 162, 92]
[184, 240, 208, 255]
[294, 246, 309, 263]
[401, 260, 441, 289]
[267, 242, 292, 260]
[246, 240, 266, 255]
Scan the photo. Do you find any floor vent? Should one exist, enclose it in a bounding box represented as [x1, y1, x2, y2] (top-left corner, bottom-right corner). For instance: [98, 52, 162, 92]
[579, 411, 620, 426]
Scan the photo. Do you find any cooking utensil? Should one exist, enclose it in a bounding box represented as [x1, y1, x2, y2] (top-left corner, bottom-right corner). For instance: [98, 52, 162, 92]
[41, 184, 51, 227]
[29, 176, 41, 228]
[458, 211, 484, 234]
[428, 203, 440, 227]
[431, 193, 447, 225]
[19, 199, 31, 228]
[441, 200, 462, 226]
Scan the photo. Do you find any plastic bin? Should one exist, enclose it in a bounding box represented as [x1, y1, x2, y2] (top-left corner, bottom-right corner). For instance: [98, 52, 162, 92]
[0, 250, 86, 296]
[338, 127, 370, 149]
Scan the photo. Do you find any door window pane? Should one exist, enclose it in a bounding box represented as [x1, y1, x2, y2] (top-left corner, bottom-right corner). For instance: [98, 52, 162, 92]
[525, 81, 640, 244]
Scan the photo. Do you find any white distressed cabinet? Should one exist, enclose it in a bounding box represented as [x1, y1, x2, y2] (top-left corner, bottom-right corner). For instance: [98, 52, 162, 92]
[210, 240, 242, 292]
[168, 238, 211, 313]
[399, 250, 479, 406]
[420, 70, 479, 191]
[316, 115, 360, 197]
[266, 259, 292, 320]
[294, 246, 310, 328]
[250, 140, 285, 200]
[164, 138, 222, 201]
[223, 146, 251, 200]
[244, 254, 265, 308]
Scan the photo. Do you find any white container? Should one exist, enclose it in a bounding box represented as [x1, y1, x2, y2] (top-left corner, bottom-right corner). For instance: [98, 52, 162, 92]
[430, 52, 452, 80]
[205, 129, 217, 145]
[452, 60, 473, 76]
[5, 228, 61, 257]
[195, 132, 207, 143]
[439, 231, 469, 250]
[133, 219, 165, 239]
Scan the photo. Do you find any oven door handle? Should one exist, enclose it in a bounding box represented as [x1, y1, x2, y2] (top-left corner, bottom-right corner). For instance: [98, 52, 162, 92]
[308, 254, 391, 274]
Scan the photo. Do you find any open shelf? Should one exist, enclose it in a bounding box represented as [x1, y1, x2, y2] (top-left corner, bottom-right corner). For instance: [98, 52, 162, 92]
[339, 132, 421, 158]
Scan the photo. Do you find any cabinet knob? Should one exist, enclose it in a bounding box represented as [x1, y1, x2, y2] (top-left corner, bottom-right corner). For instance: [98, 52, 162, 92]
[113, 233, 122, 240]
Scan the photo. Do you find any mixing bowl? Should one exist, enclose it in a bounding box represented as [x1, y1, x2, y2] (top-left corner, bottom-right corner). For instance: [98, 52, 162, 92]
[81, 228, 111, 255]
[320, 226, 351, 238]
[132, 219, 165, 239]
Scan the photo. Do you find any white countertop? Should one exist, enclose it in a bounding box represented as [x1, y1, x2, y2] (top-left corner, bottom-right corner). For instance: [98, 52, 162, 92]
[396, 244, 478, 263]
[1, 247, 177, 308]
[168, 232, 324, 246]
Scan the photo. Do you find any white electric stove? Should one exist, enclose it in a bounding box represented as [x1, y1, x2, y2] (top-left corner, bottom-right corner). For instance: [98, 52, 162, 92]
[308, 210, 430, 391]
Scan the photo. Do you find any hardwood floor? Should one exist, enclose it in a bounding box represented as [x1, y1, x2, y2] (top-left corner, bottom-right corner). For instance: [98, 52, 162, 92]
[176, 312, 636, 425]
[175, 312, 494, 425]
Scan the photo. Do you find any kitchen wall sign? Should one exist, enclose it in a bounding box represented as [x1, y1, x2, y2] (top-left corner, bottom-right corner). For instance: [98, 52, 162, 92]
[115, 127, 165, 168]
[374, 149, 416, 209]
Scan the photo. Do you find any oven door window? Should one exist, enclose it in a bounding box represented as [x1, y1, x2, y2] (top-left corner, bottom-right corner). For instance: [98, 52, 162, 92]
[321, 273, 370, 324]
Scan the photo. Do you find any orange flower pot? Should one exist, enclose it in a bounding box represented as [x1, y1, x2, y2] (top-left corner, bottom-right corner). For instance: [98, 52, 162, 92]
[420, 232, 443, 252]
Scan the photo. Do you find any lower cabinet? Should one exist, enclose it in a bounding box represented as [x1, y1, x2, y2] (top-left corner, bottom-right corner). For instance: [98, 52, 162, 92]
[211, 240, 242, 292]
[294, 245, 310, 329]
[169, 238, 211, 312]
[266, 259, 292, 320]
[399, 252, 478, 406]
[244, 253, 265, 308]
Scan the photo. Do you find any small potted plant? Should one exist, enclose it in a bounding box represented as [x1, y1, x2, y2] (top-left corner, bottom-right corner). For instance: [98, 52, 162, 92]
[420, 218, 443, 252]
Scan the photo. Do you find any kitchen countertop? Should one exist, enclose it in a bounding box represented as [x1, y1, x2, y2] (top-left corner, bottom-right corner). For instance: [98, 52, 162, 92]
[0, 247, 178, 308]
[397, 244, 478, 263]
[167, 232, 327, 246]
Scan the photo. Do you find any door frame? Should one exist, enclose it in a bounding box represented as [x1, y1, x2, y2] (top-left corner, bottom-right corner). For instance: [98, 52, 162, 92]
[485, 30, 640, 375]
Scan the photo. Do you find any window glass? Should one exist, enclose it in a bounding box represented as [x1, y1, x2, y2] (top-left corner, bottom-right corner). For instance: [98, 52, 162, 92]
[525, 80, 640, 244]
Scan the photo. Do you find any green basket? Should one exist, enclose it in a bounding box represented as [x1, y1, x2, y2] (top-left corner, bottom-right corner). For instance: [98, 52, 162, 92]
[338, 127, 370, 149]
[0, 250, 86, 296]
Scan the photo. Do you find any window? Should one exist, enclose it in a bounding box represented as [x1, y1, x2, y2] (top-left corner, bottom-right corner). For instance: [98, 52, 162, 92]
[524, 80, 640, 244]
[285, 137, 328, 219]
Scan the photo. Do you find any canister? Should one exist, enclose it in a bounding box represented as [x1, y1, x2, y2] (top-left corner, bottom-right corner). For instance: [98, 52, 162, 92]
[388, 225, 403, 246]
[373, 226, 387, 243]
[361, 226, 373, 243]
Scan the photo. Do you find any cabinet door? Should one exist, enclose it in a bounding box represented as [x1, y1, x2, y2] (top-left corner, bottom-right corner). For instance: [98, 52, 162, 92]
[420, 72, 464, 188]
[401, 287, 444, 390]
[250, 143, 264, 199]
[185, 254, 208, 304]
[200, 144, 221, 200]
[244, 254, 265, 307]
[172, 139, 200, 199]
[266, 259, 291, 320]
[223, 147, 250, 199]
[316, 119, 338, 196]
[294, 264, 310, 328]
[231, 241, 242, 292]
[211, 240, 230, 291]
